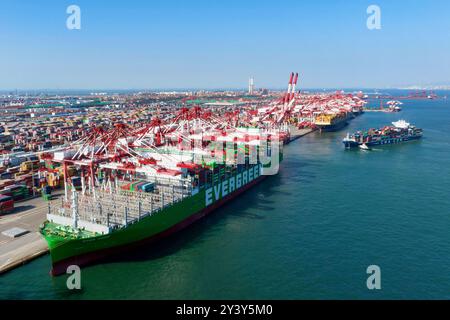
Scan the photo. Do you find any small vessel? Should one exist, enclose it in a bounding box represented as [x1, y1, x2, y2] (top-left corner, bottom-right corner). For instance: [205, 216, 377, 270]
[359, 143, 370, 150]
[343, 120, 423, 149]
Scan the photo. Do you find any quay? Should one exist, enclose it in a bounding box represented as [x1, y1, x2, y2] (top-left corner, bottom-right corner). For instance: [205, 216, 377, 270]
[363, 109, 396, 113]
[288, 127, 315, 143]
[0, 194, 62, 274]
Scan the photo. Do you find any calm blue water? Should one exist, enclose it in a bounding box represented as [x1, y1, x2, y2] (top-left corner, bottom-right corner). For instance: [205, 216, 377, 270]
[1, 95, 450, 299]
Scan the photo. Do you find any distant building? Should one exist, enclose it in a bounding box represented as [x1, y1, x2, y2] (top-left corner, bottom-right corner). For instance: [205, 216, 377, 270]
[248, 77, 255, 95]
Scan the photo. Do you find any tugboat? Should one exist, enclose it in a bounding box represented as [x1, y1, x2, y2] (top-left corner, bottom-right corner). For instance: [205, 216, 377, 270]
[343, 120, 423, 149]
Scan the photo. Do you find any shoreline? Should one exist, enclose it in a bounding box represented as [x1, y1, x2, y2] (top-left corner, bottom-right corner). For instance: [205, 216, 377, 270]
[0, 194, 62, 275]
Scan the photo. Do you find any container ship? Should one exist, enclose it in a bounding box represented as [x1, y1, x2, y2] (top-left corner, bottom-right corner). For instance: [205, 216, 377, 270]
[314, 112, 350, 132]
[343, 120, 423, 149]
[40, 123, 283, 276]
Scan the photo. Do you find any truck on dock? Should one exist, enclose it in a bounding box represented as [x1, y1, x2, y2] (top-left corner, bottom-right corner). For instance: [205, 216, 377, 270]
[20, 160, 40, 173]
[41, 185, 52, 201]
[0, 184, 30, 201]
[0, 195, 14, 215]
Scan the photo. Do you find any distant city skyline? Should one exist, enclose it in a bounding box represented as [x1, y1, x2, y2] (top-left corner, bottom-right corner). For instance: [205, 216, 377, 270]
[1, 0, 449, 90]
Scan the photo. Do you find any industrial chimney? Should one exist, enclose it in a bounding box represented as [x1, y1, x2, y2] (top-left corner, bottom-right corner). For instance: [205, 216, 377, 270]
[248, 77, 255, 95]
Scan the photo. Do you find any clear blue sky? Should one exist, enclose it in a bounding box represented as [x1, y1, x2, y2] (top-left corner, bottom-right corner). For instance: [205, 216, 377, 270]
[1, 0, 449, 89]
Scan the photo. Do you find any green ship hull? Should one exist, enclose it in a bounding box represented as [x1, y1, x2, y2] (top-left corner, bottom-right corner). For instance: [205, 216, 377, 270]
[41, 164, 268, 275]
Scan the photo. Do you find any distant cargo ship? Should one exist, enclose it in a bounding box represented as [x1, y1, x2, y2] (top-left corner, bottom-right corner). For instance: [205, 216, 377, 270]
[386, 100, 402, 112]
[343, 120, 423, 149]
[314, 112, 350, 132]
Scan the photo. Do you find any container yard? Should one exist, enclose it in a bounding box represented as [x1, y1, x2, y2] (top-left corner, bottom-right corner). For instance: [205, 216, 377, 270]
[0, 73, 368, 274]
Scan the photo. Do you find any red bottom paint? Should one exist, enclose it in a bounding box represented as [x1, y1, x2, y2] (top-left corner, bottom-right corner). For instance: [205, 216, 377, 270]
[51, 175, 267, 276]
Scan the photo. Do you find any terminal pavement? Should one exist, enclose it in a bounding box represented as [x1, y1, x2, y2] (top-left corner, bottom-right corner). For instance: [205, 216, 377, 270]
[0, 191, 63, 274]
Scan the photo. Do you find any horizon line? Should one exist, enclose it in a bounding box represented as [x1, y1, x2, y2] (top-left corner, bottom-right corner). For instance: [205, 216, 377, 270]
[1, 86, 426, 93]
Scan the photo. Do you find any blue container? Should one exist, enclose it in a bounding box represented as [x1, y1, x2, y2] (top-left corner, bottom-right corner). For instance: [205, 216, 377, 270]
[71, 176, 81, 187]
[140, 183, 154, 193]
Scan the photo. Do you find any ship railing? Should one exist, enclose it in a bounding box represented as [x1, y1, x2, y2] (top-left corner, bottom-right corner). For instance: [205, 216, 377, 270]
[48, 182, 193, 231]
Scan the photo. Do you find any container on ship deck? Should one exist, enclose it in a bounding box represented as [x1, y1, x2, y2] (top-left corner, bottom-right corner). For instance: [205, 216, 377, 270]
[130, 181, 143, 192]
[132, 181, 146, 192]
[139, 182, 154, 193]
[121, 182, 132, 191]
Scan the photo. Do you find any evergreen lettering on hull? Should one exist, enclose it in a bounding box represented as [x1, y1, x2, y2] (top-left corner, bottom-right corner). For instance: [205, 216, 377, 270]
[205, 165, 261, 206]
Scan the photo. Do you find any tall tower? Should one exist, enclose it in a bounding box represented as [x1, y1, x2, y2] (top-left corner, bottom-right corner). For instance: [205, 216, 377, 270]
[248, 77, 255, 95]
